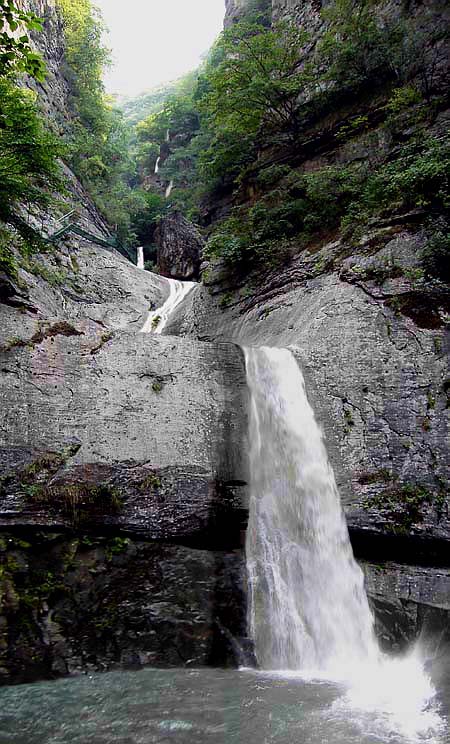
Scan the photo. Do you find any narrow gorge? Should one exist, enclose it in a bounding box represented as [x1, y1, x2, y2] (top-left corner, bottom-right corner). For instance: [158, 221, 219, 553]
[0, 0, 449, 742]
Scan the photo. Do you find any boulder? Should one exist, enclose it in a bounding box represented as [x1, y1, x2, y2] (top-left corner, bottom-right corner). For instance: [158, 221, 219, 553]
[155, 212, 204, 280]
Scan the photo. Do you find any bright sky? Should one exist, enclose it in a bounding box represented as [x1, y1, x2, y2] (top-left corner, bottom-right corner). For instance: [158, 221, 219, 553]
[95, 0, 225, 97]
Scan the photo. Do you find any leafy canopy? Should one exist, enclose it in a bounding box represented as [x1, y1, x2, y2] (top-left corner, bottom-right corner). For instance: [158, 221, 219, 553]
[200, 19, 309, 140]
[0, 0, 46, 79]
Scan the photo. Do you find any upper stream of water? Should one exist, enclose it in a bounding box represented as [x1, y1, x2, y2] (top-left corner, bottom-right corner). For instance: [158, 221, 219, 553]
[140, 277, 194, 334]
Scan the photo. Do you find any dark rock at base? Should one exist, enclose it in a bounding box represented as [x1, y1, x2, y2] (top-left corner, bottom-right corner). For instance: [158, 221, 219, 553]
[155, 212, 204, 280]
[361, 560, 450, 653]
[0, 532, 247, 685]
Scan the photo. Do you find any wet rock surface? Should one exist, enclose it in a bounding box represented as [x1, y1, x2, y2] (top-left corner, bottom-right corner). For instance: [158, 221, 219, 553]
[170, 226, 450, 656]
[1, 0, 448, 688]
[0, 328, 248, 543]
[361, 560, 450, 656]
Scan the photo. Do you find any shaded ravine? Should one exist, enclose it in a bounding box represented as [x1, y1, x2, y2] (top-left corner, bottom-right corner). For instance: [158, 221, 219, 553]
[244, 346, 445, 742]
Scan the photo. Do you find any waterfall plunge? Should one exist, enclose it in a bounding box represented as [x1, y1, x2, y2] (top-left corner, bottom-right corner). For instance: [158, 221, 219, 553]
[244, 346, 377, 674]
[136, 246, 144, 270]
[244, 346, 443, 739]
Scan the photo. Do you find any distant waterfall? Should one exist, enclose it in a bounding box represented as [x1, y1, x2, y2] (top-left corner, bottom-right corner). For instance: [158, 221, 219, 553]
[141, 277, 194, 335]
[165, 129, 170, 142]
[136, 246, 144, 270]
[244, 347, 377, 673]
[155, 156, 161, 174]
[165, 180, 174, 199]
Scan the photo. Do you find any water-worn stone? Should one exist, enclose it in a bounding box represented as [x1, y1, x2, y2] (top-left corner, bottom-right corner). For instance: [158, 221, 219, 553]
[361, 560, 450, 653]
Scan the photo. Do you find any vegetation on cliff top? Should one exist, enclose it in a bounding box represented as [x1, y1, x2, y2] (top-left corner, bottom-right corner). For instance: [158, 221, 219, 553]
[1, 0, 448, 282]
[134, 0, 448, 276]
[0, 0, 168, 278]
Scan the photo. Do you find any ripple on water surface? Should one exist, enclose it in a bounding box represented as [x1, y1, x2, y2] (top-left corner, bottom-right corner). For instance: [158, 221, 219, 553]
[0, 668, 447, 744]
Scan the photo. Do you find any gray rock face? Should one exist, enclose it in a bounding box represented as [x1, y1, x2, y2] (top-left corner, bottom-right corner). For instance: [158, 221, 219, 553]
[172, 229, 449, 550]
[224, 0, 252, 26]
[0, 326, 247, 545]
[0, 288, 248, 683]
[155, 212, 204, 280]
[170, 226, 450, 647]
[361, 561, 450, 655]
[22, 0, 73, 135]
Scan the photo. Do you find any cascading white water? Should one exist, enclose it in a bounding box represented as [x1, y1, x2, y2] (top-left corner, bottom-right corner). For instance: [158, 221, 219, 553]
[136, 246, 144, 270]
[165, 180, 174, 199]
[155, 156, 161, 174]
[244, 346, 444, 740]
[244, 346, 377, 674]
[141, 277, 194, 335]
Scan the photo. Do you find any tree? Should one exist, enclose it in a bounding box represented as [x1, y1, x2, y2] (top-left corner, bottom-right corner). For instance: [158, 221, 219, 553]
[0, 0, 46, 79]
[200, 20, 310, 141]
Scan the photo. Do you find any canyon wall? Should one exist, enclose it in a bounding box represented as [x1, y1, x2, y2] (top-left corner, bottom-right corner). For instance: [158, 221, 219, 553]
[0, 0, 448, 684]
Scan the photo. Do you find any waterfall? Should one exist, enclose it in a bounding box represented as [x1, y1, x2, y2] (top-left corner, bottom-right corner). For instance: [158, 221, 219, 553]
[165, 129, 170, 142]
[155, 156, 161, 174]
[244, 346, 377, 674]
[141, 277, 194, 335]
[243, 346, 444, 738]
[136, 246, 144, 270]
[165, 180, 174, 199]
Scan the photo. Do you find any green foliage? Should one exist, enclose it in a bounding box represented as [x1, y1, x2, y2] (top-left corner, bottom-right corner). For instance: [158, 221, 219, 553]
[0, 77, 63, 271]
[319, 0, 401, 96]
[358, 135, 449, 213]
[131, 0, 440, 263]
[362, 482, 435, 530]
[422, 222, 450, 282]
[0, 224, 17, 277]
[105, 537, 130, 560]
[130, 191, 167, 246]
[0, 0, 46, 80]
[384, 85, 423, 118]
[201, 20, 309, 140]
[205, 127, 449, 271]
[121, 80, 180, 125]
[55, 0, 138, 243]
